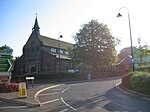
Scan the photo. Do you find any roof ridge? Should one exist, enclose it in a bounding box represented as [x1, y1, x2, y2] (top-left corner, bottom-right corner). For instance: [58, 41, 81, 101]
[40, 35, 74, 45]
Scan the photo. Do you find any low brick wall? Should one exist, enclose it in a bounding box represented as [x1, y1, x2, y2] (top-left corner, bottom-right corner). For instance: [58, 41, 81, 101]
[122, 74, 132, 89]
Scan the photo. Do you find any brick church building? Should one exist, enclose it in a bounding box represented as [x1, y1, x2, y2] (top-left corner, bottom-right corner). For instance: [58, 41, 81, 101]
[14, 17, 73, 75]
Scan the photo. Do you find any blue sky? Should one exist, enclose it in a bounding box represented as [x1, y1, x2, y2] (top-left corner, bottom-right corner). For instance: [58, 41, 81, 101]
[1, 0, 150, 57]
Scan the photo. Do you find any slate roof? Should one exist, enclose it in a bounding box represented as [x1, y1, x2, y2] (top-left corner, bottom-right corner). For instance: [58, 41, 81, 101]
[116, 55, 132, 65]
[39, 35, 73, 49]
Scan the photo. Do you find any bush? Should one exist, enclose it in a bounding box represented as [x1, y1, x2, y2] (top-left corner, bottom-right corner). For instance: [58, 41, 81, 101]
[0, 82, 19, 93]
[131, 71, 150, 95]
[135, 65, 150, 72]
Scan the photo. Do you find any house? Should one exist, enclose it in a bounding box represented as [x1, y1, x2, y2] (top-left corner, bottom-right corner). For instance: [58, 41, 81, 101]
[116, 55, 132, 71]
[116, 47, 134, 71]
[118, 47, 150, 68]
[14, 17, 73, 75]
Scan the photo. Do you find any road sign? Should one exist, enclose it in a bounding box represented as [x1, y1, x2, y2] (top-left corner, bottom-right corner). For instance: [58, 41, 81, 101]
[0, 72, 11, 82]
[0, 72, 11, 75]
[0, 59, 12, 72]
[0, 75, 11, 80]
[7, 59, 12, 71]
[0, 52, 12, 82]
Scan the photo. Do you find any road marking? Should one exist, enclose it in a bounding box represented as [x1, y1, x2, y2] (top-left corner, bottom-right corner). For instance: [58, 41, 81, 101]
[0, 106, 28, 109]
[141, 97, 150, 101]
[62, 87, 70, 93]
[59, 108, 69, 112]
[38, 92, 60, 96]
[50, 88, 64, 91]
[41, 98, 60, 105]
[61, 97, 77, 111]
[34, 84, 64, 104]
[0, 101, 3, 103]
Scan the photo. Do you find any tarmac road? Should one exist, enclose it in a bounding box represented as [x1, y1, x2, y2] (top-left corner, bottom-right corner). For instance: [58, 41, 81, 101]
[1, 77, 150, 112]
[35, 77, 150, 112]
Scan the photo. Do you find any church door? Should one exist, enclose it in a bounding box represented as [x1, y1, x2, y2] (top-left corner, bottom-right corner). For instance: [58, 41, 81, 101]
[31, 67, 36, 73]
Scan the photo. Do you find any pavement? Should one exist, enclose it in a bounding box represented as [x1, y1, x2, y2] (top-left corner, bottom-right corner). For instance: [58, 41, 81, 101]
[0, 83, 54, 107]
[0, 80, 150, 108]
[115, 82, 150, 101]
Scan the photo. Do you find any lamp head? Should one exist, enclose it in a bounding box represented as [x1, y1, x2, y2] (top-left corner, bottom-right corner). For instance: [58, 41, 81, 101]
[117, 13, 122, 17]
[59, 35, 63, 38]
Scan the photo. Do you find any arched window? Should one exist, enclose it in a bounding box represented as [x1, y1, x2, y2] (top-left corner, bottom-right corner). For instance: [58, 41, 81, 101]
[31, 67, 36, 73]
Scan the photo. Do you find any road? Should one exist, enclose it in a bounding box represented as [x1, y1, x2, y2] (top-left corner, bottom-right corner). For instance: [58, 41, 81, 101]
[1, 77, 150, 112]
[0, 100, 29, 112]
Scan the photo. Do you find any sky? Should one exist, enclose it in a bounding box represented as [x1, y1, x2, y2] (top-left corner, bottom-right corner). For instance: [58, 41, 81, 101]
[0, 0, 150, 57]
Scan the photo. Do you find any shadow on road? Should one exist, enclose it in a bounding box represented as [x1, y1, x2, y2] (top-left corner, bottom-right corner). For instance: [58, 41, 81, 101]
[49, 87, 150, 112]
[40, 78, 150, 112]
[103, 87, 150, 112]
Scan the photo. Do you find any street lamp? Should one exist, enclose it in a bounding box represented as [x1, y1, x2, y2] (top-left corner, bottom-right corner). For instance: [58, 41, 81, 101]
[58, 33, 63, 72]
[117, 7, 134, 71]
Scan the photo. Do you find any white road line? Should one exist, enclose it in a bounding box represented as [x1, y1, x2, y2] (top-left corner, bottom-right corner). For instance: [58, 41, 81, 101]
[50, 89, 64, 91]
[61, 97, 77, 111]
[59, 108, 69, 112]
[41, 98, 60, 105]
[0, 106, 28, 109]
[38, 92, 60, 96]
[141, 97, 150, 101]
[34, 84, 64, 104]
[62, 87, 70, 93]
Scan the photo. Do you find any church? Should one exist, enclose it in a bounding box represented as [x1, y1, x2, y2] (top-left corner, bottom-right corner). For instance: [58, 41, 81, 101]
[14, 17, 73, 75]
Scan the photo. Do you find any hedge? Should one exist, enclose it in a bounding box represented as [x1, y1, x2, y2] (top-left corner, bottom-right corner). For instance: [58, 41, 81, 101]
[130, 71, 150, 95]
[25, 72, 80, 79]
[135, 65, 150, 72]
[11, 72, 84, 83]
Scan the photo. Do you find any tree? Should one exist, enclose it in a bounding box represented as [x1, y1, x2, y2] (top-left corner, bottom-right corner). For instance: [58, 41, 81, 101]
[0, 45, 13, 53]
[71, 20, 117, 73]
[134, 37, 150, 65]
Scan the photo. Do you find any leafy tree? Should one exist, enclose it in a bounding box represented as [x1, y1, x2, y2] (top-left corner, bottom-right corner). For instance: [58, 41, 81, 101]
[71, 20, 117, 73]
[0, 45, 13, 54]
[134, 38, 150, 65]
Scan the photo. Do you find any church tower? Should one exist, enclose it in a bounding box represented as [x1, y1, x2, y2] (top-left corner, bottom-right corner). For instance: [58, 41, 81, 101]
[14, 15, 73, 75]
[32, 14, 40, 32]
[22, 15, 42, 74]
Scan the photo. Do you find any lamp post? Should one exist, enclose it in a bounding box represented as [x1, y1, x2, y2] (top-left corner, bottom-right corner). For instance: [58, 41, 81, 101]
[58, 33, 63, 72]
[117, 7, 134, 71]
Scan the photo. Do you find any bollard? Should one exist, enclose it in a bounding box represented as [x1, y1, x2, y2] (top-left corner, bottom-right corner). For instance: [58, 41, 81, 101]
[19, 82, 27, 98]
[87, 73, 91, 80]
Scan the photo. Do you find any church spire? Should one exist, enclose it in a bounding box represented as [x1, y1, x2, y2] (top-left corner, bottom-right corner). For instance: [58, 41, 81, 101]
[32, 13, 40, 31]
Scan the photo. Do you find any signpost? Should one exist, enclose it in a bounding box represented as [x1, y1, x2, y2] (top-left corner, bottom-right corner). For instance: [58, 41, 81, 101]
[0, 52, 12, 82]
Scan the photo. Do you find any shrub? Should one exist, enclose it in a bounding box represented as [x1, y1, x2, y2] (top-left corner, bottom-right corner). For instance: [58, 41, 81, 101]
[130, 71, 150, 95]
[0, 82, 19, 93]
[135, 65, 150, 72]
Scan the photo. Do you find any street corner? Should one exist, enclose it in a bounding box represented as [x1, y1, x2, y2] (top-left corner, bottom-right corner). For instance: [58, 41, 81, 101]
[115, 82, 150, 101]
